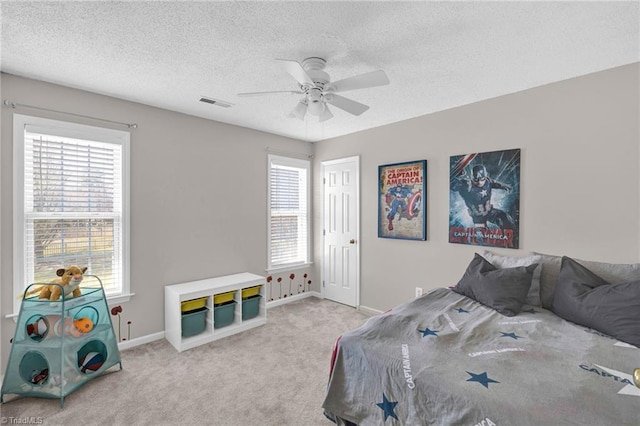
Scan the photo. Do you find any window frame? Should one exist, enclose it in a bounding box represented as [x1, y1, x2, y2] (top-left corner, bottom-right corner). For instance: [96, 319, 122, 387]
[267, 154, 311, 273]
[12, 114, 131, 314]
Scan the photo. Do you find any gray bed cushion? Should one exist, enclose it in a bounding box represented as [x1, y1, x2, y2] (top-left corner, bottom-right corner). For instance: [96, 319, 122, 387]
[480, 250, 542, 306]
[534, 252, 640, 309]
[453, 253, 537, 317]
[552, 256, 640, 347]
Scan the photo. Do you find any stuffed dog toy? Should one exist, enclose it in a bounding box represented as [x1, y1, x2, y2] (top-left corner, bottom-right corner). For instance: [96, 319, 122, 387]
[23, 265, 87, 300]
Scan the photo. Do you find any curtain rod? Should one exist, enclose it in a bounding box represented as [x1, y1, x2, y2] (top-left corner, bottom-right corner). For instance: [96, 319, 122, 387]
[3, 100, 138, 129]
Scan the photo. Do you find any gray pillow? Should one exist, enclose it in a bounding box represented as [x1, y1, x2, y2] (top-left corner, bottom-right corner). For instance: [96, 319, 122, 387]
[480, 250, 542, 307]
[534, 252, 640, 309]
[552, 256, 640, 347]
[453, 253, 537, 317]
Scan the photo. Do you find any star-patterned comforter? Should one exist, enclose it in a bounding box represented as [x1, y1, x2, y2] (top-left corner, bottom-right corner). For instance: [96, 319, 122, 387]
[322, 287, 639, 425]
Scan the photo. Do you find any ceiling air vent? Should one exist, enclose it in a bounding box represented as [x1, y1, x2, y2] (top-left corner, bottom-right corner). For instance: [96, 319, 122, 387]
[199, 96, 233, 108]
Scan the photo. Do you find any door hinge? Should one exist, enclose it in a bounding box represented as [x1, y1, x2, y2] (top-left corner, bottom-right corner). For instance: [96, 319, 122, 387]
[323, 280, 325, 287]
[323, 229, 326, 236]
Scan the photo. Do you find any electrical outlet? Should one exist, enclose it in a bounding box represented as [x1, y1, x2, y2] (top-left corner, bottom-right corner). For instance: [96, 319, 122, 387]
[415, 287, 423, 298]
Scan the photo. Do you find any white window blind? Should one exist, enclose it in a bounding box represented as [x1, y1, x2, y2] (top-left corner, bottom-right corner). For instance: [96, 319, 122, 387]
[14, 115, 130, 308]
[268, 155, 310, 269]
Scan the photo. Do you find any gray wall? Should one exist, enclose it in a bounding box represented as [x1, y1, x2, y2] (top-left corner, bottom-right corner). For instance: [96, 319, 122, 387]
[1, 63, 638, 368]
[0, 73, 313, 366]
[313, 63, 640, 311]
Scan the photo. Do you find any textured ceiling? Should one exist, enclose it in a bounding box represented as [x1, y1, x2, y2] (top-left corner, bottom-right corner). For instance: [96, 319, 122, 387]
[1, 1, 639, 142]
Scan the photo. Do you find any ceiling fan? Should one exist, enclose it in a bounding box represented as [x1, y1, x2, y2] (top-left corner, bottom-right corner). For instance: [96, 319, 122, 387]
[238, 57, 390, 122]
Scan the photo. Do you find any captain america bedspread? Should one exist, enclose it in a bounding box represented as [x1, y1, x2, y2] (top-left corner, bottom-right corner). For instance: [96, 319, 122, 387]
[322, 287, 639, 425]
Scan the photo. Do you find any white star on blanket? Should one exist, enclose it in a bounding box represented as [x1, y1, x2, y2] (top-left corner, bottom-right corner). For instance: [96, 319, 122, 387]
[595, 364, 640, 397]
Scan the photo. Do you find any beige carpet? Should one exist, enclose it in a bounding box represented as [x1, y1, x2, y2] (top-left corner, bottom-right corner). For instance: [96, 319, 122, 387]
[0, 297, 371, 425]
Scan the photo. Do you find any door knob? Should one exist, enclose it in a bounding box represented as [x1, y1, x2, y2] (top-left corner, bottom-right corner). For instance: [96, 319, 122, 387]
[349, 239, 356, 244]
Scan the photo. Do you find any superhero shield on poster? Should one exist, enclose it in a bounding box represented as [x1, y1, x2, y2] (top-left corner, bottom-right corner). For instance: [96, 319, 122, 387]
[378, 160, 426, 240]
[449, 149, 520, 249]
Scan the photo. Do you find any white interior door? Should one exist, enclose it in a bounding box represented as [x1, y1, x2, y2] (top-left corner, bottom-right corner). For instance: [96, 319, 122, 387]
[322, 156, 359, 307]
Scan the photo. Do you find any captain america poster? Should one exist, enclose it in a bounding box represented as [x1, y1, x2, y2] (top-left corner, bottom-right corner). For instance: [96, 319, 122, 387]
[379, 160, 426, 240]
[449, 149, 520, 249]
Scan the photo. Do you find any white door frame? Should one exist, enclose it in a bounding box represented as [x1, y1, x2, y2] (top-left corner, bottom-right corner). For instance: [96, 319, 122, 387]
[321, 156, 360, 307]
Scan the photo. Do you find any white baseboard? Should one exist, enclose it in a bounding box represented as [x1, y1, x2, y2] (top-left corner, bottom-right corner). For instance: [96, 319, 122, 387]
[269, 292, 381, 315]
[266, 291, 316, 308]
[117, 331, 165, 351]
[358, 305, 384, 316]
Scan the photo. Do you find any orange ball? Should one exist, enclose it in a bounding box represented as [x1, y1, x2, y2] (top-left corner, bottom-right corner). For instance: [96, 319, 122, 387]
[73, 317, 94, 334]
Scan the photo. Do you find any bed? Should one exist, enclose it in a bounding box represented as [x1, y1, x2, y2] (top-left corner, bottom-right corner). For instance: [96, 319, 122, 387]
[322, 251, 640, 425]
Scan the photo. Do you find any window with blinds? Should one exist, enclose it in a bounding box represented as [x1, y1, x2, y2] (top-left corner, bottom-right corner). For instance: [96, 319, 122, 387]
[13, 115, 130, 308]
[268, 155, 310, 270]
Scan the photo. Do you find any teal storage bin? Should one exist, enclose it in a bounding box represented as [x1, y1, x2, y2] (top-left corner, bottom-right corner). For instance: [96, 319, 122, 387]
[242, 295, 261, 320]
[214, 301, 236, 329]
[181, 307, 208, 337]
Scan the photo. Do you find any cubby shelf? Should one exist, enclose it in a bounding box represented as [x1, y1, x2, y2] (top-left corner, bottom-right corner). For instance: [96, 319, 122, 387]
[164, 272, 267, 352]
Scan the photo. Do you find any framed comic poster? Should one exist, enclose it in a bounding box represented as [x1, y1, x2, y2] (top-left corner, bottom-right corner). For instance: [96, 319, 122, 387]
[378, 160, 427, 240]
[449, 148, 520, 249]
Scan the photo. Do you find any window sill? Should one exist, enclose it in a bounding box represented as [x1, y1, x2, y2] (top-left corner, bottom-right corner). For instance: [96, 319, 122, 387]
[106, 292, 135, 306]
[266, 262, 313, 275]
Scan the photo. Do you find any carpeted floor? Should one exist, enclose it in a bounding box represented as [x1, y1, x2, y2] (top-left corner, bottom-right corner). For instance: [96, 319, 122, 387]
[0, 297, 371, 425]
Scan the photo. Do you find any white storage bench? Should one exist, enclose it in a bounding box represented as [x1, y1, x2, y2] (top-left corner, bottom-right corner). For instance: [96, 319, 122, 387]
[164, 272, 266, 352]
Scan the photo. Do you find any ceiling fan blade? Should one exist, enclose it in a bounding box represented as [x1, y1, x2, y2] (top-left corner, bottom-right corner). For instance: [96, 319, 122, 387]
[289, 101, 307, 120]
[329, 70, 390, 93]
[325, 94, 370, 116]
[319, 105, 334, 122]
[277, 59, 314, 86]
[238, 90, 303, 97]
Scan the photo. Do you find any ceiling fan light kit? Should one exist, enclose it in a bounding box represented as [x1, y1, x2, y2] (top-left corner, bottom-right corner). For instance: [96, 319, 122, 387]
[238, 56, 389, 122]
